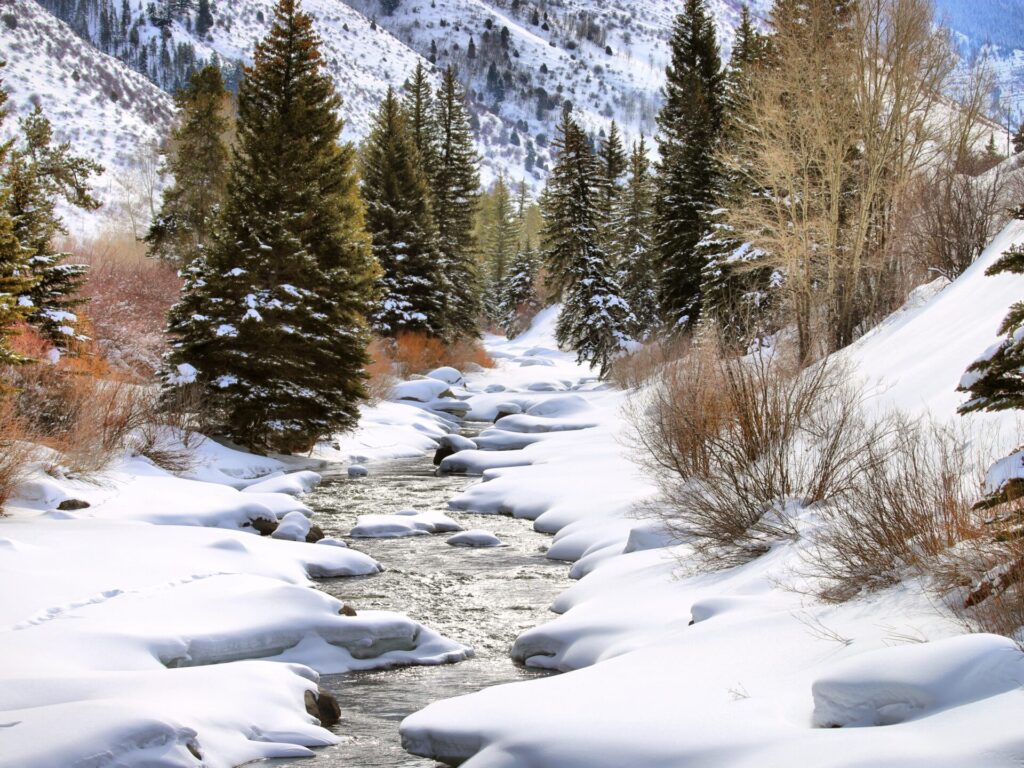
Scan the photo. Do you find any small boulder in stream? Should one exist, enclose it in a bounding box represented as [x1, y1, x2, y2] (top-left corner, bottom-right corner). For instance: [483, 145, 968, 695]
[433, 434, 477, 465]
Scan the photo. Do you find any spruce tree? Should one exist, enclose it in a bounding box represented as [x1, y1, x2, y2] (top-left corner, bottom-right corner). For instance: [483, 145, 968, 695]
[499, 241, 540, 337]
[362, 86, 445, 337]
[482, 173, 517, 318]
[0, 72, 35, 366]
[5, 106, 101, 350]
[698, 4, 773, 347]
[146, 64, 230, 266]
[617, 136, 659, 340]
[542, 106, 632, 376]
[164, 0, 377, 452]
[1014, 122, 1024, 155]
[654, 0, 724, 329]
[402, 63, 440, 185]
[433, 66, 483, 339]
[596, 120, 627, 229]
[958, 205, 1024, 414]
[195, 0, 213, 36]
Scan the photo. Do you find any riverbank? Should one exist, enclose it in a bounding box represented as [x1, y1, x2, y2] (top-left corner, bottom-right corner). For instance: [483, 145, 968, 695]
[0, 387, 475, 766]
[400, 228, 1024, 767]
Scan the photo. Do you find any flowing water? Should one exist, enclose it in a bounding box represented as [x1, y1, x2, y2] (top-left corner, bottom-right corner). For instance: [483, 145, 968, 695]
[265, 433, 568, 767]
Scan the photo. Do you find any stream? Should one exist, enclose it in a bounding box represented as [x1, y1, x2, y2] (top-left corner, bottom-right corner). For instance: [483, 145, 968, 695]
[265, 427, 568, 767]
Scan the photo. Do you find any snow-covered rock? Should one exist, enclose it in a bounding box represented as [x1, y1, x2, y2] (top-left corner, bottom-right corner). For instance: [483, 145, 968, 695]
[350, 511, 463, 538]
[447, 530, 503, 548]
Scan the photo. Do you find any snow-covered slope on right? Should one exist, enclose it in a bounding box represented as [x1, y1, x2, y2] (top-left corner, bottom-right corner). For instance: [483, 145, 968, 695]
[843, 217, 1024, 428]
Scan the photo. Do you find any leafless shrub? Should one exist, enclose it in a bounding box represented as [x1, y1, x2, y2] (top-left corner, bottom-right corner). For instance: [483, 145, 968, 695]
[0, 402, 39, 512]
[810, 418, 982, 602]
[628, 333, 889, 567]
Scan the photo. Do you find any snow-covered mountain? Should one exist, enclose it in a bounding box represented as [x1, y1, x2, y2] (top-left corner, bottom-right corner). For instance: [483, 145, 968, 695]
[24, 0, 771, 190]
[0, 0, 174, 233]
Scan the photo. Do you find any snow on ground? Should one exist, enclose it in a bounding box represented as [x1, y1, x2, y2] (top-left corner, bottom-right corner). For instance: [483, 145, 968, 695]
[350, 509, 464, 538]
[398, 237, 1024, 767]
[0, 415, 471, 766]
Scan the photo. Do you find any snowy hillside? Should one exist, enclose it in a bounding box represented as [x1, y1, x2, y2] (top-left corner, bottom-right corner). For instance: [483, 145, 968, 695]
[27, 0, 772, 189]
[0, 0, 174, 234]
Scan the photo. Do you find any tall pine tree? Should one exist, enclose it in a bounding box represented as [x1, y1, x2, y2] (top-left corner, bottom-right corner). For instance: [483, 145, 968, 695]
[482, 172, 517, 318]
[433, 66, 483, 339]
[362, 86, 445, 337]
[164, 0, 377, 452]
[5, 106, 101, 350]
[0, 70, 35, 366]
[146, 63, 230, 266]
[655, 0, 724, 329]
[542, 106, 632, 376]
[617, 136, 659, 340]
[596, 120, 627, 236]
[499, 241, 540, 337]
[698, 4, 774, 347]
[402, 63, 440, 186]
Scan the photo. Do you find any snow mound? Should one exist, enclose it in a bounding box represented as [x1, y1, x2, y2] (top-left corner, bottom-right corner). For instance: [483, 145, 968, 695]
[271, 511, 314, 542]
[350, 511, 463, 538]
[392, 379, 454, 403]
[243, 470, 321, 496]
[446, 530, 503, 548]
[426, 366, 465, 385]
[811, 634, 1024, 728]
[438, 449, 533, 476]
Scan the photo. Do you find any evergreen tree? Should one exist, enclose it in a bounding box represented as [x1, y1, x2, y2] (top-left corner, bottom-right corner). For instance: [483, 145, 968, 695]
[402, 63, 440, 185]
[1014, 121, 1024, 155]
[146, 64, 229, 265]
[434, 66, 483, 339]
[499, 241, 540, 337]
[5, 106, 101, 350]
[164, 0, 377, 452]
[195, 0, 213, 35]
[362, 86, 445, 337]
[698, 4, 774, 346]
[617, 136, 659, 339]
[959, 204, 1024, 414]
[654, 0, 724, 329]
[482, 173, 517, 317]
[0, 71, 35, 366]
[542, 106, 632, 375]
[596, 120, 627, 229]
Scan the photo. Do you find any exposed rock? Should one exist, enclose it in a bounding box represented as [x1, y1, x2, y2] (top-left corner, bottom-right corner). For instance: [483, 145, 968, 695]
[493, 402, 523, 422]
[250, 517, 278, 536]
[305, 524, 325, 544]
[348, 465, 369, 478]
[339, 604, 357, 616]
[186, 740, 202, 760]
[304, 687, 341, 727]
[57, 498, 90, 511]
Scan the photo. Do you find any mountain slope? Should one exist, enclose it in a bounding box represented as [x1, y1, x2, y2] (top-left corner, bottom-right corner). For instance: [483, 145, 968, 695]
[0, 0, 174, 234]
[27, 0, 771, 188]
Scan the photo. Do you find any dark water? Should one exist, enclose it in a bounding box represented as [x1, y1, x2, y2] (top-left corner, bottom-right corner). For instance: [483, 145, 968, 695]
[264, 443, 567, 767]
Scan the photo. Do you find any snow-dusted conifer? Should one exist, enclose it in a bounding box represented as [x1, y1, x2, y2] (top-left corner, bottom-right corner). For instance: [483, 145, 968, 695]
[433, 66, 483, 339]
[164, 0, 377, 452]
[146, 64, 229, 266]
[482, 173, 517, 319]
[363, 86, 445, 337]
[499, 242, 540, 337]
[617, 136, 659, 340]
[403, 63, 441, 186]
[0, 72, 35, 366]
[596, 120, 627, 239]
[655, 0, 724, 329]
[5, 106, 100, 350]
[698, 4, 774, 347]
[542, 106, 633, 376]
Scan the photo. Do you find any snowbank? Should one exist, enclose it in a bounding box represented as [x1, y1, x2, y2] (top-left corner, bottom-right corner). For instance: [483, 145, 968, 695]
[399, 275, 1024, 768]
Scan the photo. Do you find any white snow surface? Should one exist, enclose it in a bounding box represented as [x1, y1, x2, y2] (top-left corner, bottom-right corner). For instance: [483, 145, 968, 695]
[350, 510, 464, 538]
[399, 239, 1024, 768]
[0, 421, 470, 766]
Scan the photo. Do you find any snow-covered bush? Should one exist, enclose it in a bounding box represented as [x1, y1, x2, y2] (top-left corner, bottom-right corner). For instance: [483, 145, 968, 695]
[629, 335, 887, 567]
[809, 418, 982, 602]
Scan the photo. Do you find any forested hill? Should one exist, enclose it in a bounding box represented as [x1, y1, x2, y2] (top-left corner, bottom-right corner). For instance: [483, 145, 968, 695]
[25, 0, 771, 188]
